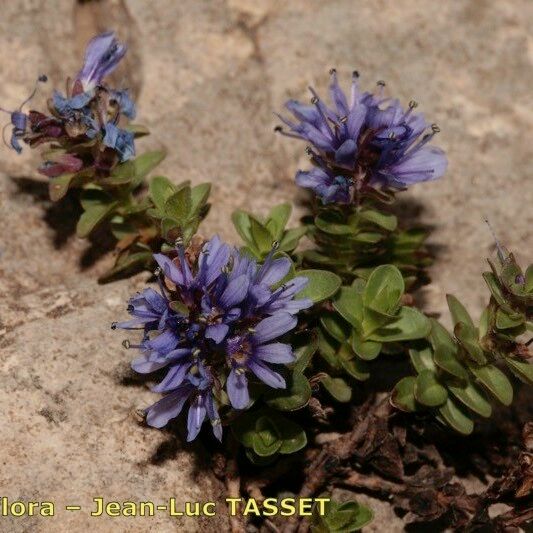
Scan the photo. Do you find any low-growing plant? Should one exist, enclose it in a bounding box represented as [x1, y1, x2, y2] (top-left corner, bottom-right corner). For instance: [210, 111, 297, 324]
[4, 33, 531, 531]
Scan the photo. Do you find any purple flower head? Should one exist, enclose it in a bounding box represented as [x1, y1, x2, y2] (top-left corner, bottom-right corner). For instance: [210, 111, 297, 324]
[277, 69, 447, 195]
[77, 32, 127, 91]
[116, 236, 312, 440]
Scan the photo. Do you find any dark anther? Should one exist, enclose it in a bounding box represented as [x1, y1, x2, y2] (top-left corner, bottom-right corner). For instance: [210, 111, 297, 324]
[272, 240, 280, 250]
[111, 322, 117, 330]
[311, 96, 319, 105]
[127, 304, 134, 312]
[274, 125, 283, 132]
[352, 70, 360, 78]
[329, 68, 337, 75]
[409, 100, 418, 109]
[38, 75, 48, 83]
[305, 146, 313, 155]
[431, 124, 440, 133]
[377, 80, 386, 87]
[154, 267, 162, 276]
[340, 116, 348, 124]
[122, 339, 131, 349]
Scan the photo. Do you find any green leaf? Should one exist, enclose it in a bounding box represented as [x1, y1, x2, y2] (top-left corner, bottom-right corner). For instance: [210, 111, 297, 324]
[292, 331, 319, 374]
[369, 307, 430, 342]
[363, 265, 404, 315]
[315, 213, 353, 235]
[340, 355, 371, 381]
[454, 323, 486, 364]
[505, 358, 533, 385]
[409, 346, 437, 373]
[391, 376, 417, 412]
[429, 319, 457, 354]
[250, 217, 273, 254]
[164, 186, 192, 223]
[468, 364, 513, 406]
[317, 329, 341, 368]
[448, 381, 492, 418]
[321, 375, 352, 402]
[49, 173, 75, 201]
[278, 226, 307, 252]
[313, 498, 374, 532]
[351, 330, 381, 360]
[244, 449, 278, 466]
[333, 286, 364, 328]
[296, 270, 342, 303]
[270, 413, 307, 454]
[149, 176, 177, 209]
[231, 411, 258, 448]
[232, 210, 253, 244]
[446, 294, 475, 330]
[359, 209, 398, 231]
[125, 123, 150, 136]
[438, 398, 474, 435]
[190, 183, 211, 213]
[133, 150, 166, 180]
[414, 370, 448, 407]
[525, 264, 533, 292]
[495, 308, 524, 330]
[266, 203, 291, 240]
[252, 416, 282, 457]
[433, 346, 469, 381]
[264, 373, 311, 411]
[77, 200, 118, 237]
[320, 313, 351, 342]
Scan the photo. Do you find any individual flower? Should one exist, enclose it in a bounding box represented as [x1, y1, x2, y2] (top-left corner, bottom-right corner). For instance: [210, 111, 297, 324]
[146, 363, 222, 442]
[116, 236, 312, 440]
[77, 31, 127, 91]
[103, 122, 135, 161]
[225, 313, 296, 409]
[296, 167, 352, 204]
[0, 75, 48, 153]
[277, 69, 447, 195]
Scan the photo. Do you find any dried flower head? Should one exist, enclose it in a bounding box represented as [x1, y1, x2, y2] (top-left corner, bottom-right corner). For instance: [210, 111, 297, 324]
[2, 32, 136, 175]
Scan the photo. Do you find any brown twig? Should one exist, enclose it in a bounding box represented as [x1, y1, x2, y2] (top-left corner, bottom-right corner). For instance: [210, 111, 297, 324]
[226, 438, 246, 533]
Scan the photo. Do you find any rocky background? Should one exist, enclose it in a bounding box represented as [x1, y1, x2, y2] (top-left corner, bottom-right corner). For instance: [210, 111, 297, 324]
[0, 0, 531, 531]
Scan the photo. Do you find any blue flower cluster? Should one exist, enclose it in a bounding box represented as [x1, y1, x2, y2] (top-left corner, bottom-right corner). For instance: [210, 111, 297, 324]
[278, 70, 447, 203]
[2, 32, 135, 172]
[116, 236, 312, 442]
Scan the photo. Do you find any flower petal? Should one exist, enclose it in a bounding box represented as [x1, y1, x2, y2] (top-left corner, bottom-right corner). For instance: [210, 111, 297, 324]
[253, 313, 297, 343]
[205, 323, 230, 344]
[254, 343, 294, 364]
[152, 361, 192, 393]
[145, 386, 192, 428]
[187, 396, 207, 441]
[248, 360, 286, 389]
[226, 368, 250, 409]
[219, 274, 250, 309]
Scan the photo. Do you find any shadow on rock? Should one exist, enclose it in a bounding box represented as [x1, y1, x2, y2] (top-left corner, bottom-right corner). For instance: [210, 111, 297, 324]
[11, 176, 80, 248]
[10, 176, 117, 269]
